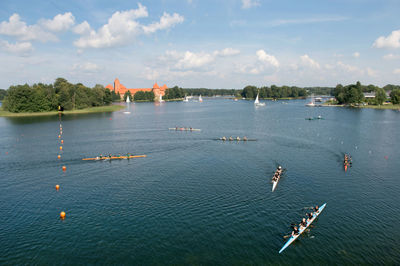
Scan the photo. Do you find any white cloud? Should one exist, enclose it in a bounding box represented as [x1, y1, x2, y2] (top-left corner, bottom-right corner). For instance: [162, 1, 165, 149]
[72, 62, 101, 72]
[175, 51, 215, 70]
[373, 29, 400, 49]
[394, 68, 400, 74]
[336, 61, 363, 74]
[74, 4, 183, 49]
[256, 49, 279, 67]
[300, 54, 320, 69]
[73, 21, 91, 35]
[214, 47, 240, 57]
[74, 4, 148, 48]
[353, 52, 360, 58]
[0, 40, 33, 55]
[383, 53, 400, 60]
[0, 13, 57, 42]
[242, 0, 260, 9]
[142, 12, 184, 34]
[40, 12, 75, 32]
[268, 16, 348, 27]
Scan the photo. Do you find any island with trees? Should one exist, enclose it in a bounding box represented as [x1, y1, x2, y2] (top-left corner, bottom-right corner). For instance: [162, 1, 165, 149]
[0, 78, 123, 116]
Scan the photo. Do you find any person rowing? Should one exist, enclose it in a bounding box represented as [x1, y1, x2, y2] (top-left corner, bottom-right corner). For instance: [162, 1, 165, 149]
[221, 136, 226, 141]
[109, 154, 112, 159]
[229, 136, 233, 141]
[299, 218, 307, 229]
[306, 212, 313, 222]
[243, 136, 247, 141]
[236, 136, 241, 141]
[291, 226, 299, 236]
[313, 205, 319, 213]
[277, 165, 282, 174]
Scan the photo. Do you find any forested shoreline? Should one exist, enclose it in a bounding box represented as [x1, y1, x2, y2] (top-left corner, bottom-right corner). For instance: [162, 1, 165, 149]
[1, 78, 120, 113]
[1, 79, 400, 113]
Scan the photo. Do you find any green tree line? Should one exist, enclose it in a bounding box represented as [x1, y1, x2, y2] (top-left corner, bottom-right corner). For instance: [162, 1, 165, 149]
[0, 89, 7, 101]
[241, 85, 307, 99]
[2, 78, 115, 113]
[133, 91, 154, 101]
[333, 81, 400, 105]
[183, 88, 240, 97]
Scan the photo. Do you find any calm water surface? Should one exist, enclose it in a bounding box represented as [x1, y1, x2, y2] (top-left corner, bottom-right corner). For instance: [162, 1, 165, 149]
[1, 99, 399, 264]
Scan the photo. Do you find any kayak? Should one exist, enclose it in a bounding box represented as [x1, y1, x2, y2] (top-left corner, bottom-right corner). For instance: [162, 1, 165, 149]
[279, 203, 327, 254]
[169, 128, 201, 131]
[82, 155, 146, 161]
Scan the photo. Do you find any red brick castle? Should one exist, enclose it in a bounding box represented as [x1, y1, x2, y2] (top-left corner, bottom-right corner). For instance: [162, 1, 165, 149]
[106, 78, 167, 99]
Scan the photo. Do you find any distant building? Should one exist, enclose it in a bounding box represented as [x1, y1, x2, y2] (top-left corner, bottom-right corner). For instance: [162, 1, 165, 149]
[106, 78, 167, 99]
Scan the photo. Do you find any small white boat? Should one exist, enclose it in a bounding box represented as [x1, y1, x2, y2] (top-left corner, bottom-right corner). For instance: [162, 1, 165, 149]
[306, 94, 315, 107]
[254, 93, 265, 106]
[183, 95, 189, 102]
[126, 96, 130, 103]
[199, 95, 203, 102]
[159, 94, 165, 103]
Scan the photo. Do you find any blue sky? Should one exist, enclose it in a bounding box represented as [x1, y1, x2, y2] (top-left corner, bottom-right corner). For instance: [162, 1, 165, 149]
[0, 0, 399, 89]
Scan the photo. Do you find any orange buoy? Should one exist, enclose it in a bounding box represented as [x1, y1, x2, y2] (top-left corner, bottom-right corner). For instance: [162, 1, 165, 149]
[58, 135, 61, 138]
[60, 131, 63, 135]
[62, 166, 66, 171]
[60, 211, 66, 219]
[55, 184, 60, 190]
[57, 155, 61, 159]
[60, 146, 63, 150]
[61, 140, 64, 144]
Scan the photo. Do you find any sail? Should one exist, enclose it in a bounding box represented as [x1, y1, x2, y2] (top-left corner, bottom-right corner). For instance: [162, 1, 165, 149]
[199, 95, 203, 102]
[159, 94, 164, 102]
[126, 96, 130, 103]
[254, 93, 259, 104]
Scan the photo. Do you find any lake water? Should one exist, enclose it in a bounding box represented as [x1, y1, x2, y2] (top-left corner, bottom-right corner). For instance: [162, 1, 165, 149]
[1, 99, 399, 264]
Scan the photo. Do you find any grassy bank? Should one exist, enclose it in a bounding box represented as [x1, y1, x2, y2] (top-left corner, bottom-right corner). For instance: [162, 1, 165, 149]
[0, 105, 125, 117]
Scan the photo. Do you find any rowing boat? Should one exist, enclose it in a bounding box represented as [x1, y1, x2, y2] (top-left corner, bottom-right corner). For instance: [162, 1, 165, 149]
[272, 175, 280, 192]
[215, 138, 257, 141]
[279, 203, 326, 254]
[82, 155, 146, 161]
[168, 128, 201, 131]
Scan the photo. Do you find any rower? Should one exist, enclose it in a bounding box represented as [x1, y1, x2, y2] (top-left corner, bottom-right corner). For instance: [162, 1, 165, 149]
[236, 136, 240, 141]
[190, 127, 193, 131]
[229, 136, 233, 141]
[243, 136, 247, 141]
[127, 153, 131, 159]
[221, 136, 226, 141]
[100, 154, 103, 159]
[277, 166, 282, 174]
[109, 154, 112, 159]
[291, 226, 299, 236]
[313, 205, 319, 213]
[299, 218, 307, 229]
[306, 212, 313, 222]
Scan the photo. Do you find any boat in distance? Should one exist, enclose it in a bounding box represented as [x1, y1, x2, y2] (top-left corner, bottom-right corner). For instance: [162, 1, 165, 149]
[169, 128, 201, 131]
[279, 203, 327, 254]
[82, 155, 147, 161]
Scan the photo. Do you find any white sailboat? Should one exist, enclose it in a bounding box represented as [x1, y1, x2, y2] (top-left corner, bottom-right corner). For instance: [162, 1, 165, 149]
[254, 93, 265, 106]
[126, 95, 130, 103]
[306, 94, 315, 107]
[183, 95, 189, 102]
[159, 94, 165, 103]
[199, 95, 203, 102]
